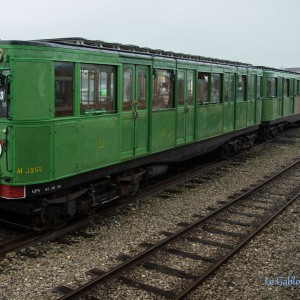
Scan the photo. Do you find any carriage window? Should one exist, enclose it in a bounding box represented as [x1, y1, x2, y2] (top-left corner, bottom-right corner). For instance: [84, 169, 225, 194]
[237, 75, 246, 101]
[225, 74, 235, 102]
[278, 78, 283, 97]
[187, 71, 194, 105]
[177, 71, 185, 106]
[267, 77, 277, 97]
[294, 80, 298, 96]
[122, 67, 133, 111]
[229, 74, 235, 101]
[284, 79, 290, 97]
[152, 69, 173, 110]
[197, 73, 209, 104]
[257, 77, 262, 99]
[0, 74, 7, 117]
[55, 62, 74, 117]
[80, 64, 116, 115]
[248, 75, 255, 99]
[137, 68, 147, 110]
[211, 74, 222, 103]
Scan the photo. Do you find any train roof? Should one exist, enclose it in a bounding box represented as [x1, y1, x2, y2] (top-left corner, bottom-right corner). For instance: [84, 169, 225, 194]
[257, 66, 300, 76]
[0, 37, 254, 68]
[0, 38, 298, 76]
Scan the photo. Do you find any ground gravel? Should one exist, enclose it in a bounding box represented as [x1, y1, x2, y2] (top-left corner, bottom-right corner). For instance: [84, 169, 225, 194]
[0, 129, 299, 300]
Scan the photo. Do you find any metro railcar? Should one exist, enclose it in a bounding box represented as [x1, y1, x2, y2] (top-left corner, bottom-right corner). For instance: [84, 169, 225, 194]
[0, 38, 299, 229]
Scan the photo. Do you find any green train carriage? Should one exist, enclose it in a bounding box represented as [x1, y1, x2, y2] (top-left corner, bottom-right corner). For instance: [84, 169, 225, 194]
[260, 67, 300, 138]
[0, 38, 297, 229]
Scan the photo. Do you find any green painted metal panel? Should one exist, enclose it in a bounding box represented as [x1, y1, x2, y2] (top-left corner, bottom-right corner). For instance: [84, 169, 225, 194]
[78, 116, 119, 171]
[135, 110, 149, 155]
[176, 107, 185, 144]
[223, 102, 235, 132]
[151, 110, 176, 152]
[247, 100, 256, 126]
[176, 107, 195, 144]
[185, 107, 195, 142]
[282, 98, 293, 117]
[195, 105, 223, 140]
[14, 61, 52, 119]
[261, 99, 278, 121]
[256, 100, 262, 124]
[235, 102, 247, 129]
[121, 111, 149, 159]
[14, 126, 51, 184]
[153, 59, 176, 69]
[121, 113, 134, 159]
[14, 49, 53, 59]
[54, 122, 77, 178]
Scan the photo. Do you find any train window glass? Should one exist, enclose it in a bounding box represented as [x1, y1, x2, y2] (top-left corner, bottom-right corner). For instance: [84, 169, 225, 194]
[211, 74, 222, 103]
[80, 64, 116, 114]
[229, 74, 235, 102]
[0, 74, 7, 118]
[224, 74, 229, 102]
[152, 69, 174, 110]
[267, 78, 277, 97]
[137, 68, 147, 110]
[55, 62, 74, 117]
[257, 77, 262, 99]
[278, 78, 283, 97]
[248, 75, 255, 99]
[237, 75, 246, 101]
[294, 80, 298, 96]
[197, 73, 209, 104]
[225, 74, 235, 102]
[284, 79, 290, 97]
[177, 71, 185, 106]
[187, 71, 194, 105]
[122, 67, 133, 111]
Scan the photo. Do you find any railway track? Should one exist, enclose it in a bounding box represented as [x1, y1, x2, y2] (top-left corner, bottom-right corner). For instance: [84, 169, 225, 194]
[54, 158, 300, 300]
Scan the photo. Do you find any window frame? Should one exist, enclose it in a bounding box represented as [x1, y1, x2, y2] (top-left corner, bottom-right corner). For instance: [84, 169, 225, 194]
[55, 62, 74, 118]
[152, 69, 174, 110]
[284, 78, 290, 97]
[267, 77, 277, 98]
[211, 73, 222, 104]
[80, 63, 117, 115]
[197, 72, 210, 104]
[237, 75, 247, 102]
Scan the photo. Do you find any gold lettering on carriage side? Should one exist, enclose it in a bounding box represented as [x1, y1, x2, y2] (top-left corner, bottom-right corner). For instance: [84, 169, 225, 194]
[16, 166, 43, 174]
[98, 138, 104, 149]
[161, 128, 167, 136]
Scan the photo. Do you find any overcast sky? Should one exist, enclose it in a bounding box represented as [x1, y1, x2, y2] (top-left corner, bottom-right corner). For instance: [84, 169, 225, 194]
[1, 0, 299, 69]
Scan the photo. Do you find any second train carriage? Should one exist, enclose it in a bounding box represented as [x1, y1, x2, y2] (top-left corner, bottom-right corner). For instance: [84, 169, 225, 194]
[0, 38, 299, 228]
[260, 67, 300, 138]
